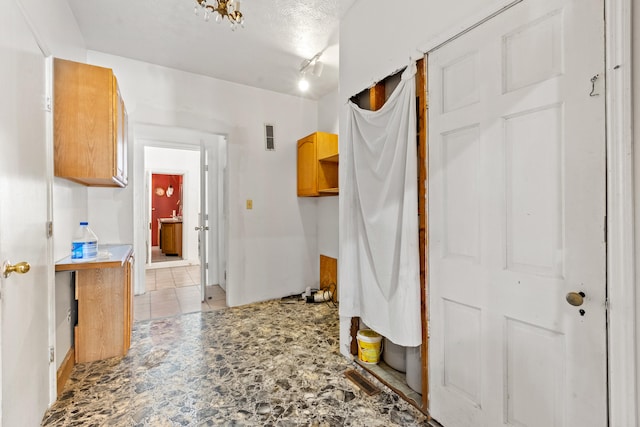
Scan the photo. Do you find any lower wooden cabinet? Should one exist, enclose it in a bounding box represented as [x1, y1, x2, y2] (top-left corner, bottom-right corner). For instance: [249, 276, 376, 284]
[56, 245, 134, 364]
[160, 221, 182, 257]
[74, 250, 134, 363]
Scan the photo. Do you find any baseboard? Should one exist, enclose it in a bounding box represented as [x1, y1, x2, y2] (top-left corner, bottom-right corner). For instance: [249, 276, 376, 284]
[56, 347, 75, 397]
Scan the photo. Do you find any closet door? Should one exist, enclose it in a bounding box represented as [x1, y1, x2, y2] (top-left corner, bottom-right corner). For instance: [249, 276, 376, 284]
[428, 0, 606, 425]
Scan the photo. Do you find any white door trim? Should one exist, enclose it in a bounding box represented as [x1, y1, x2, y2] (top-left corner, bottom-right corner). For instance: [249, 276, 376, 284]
[605, 0, 637, 425]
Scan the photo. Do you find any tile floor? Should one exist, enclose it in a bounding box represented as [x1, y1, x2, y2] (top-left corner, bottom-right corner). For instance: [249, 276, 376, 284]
[135, 265, 227, 321]
[42, 299, 430, 426]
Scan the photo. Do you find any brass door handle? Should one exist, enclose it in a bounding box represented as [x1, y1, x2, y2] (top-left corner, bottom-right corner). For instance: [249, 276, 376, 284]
[566, 291, 585, 307]
[2, 261, 30, 278]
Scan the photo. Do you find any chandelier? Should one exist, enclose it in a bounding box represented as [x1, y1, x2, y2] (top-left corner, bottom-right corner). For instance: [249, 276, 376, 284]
[194, 0, 244, 29]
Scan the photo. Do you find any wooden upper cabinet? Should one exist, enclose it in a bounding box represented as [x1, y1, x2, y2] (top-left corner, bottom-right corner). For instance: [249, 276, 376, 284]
[54, 58, 128, 187]
[297, 132, 339, 197]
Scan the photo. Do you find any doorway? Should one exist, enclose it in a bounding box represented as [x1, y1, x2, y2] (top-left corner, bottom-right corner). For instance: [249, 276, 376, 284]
[133, 132, 228, 320]
[151, 173, 184, 263]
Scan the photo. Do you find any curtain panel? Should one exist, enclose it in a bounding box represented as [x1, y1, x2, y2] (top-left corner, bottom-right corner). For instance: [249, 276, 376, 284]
[339, 63, 421, 346]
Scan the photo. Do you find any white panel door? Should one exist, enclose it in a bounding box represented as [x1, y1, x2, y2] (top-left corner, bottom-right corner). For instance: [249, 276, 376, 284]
[428, 0, 606, 426]
[0, 1, 51, 425]
[199, 139, 220, 300]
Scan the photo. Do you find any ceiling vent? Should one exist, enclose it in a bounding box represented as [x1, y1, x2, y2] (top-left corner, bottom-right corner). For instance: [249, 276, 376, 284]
[265, 124, 275, 151]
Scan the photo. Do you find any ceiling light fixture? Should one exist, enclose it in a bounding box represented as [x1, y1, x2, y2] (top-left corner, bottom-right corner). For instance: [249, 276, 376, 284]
[194, 0, 244, 30]
[298, 78, 310, 92]
[298, 51, 323, 92]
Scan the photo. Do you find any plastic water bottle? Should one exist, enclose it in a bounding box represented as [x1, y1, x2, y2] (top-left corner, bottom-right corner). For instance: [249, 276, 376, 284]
[71, 222, 98, 262]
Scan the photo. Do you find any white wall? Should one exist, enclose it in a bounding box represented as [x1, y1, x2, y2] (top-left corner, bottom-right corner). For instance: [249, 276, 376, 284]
[18, 0, 86, 62]
[86, 51, 319, 307]
[339, 0, 502, 102]
[317, 90, 340, 263]
[144, 146, 200, 267]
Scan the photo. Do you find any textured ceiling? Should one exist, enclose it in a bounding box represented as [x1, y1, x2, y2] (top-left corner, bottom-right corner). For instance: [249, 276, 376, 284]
[66, 0, 356, 99]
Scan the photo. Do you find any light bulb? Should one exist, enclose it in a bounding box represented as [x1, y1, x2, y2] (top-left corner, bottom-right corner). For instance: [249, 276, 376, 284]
[204, 10, 210, 21]
[298, 78, 309, 92]
[215, 13, 222, 23]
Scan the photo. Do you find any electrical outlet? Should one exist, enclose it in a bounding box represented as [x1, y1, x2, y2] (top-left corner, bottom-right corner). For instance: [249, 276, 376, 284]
[246, 199, 253, 210]
[67, 308, 72, 323]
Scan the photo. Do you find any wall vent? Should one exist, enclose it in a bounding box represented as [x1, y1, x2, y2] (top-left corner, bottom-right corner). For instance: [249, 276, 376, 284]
[265, 124, 275, 151]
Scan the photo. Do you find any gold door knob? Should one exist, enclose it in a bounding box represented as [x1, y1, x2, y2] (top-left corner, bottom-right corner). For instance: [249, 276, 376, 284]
[2, 261, 30, 278]
[566, 291, 585, 307]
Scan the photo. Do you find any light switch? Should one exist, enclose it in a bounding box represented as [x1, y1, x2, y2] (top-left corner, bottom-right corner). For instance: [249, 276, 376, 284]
[246, 199, 253, 210]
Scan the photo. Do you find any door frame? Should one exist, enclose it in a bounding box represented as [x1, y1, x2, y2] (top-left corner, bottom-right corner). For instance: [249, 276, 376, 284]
[604, 0, 637, 425]
[147, 169, 187, 267]
[132, 125, 228, 298]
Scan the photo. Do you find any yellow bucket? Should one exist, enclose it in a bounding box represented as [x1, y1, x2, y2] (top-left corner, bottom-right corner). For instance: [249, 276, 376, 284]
[356, 329, 383, 364]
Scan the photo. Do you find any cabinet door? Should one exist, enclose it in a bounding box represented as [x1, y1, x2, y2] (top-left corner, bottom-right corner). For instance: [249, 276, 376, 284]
[123, 256, 134, 351]
[115, 86, 127, 186]
[297, 135, 317, 196]
[53, 58, 127, 187]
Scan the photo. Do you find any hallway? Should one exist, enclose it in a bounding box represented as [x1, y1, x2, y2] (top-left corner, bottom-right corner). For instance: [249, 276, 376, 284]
[42, 299, 429, 426]
[135, 265, 227, 321]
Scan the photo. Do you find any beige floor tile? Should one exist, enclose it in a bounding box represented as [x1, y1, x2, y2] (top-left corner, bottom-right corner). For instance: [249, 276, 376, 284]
[150, 289, 177, 304]
[208, 299, 228, 310]
[175, 284, 199, 292]
[179, 301, 203, 314]
[209, 294, 226, 304]
[174, 278, 195, 287]
[135, 265, 225, 322]
[171, 268, 191, 276]
[150, 301, 180, 318]
[177, 297, 201, 307]
[155, 272, 174, 282]
[134, 293, 150, 304]
[155, 280, 176, 290]
[179, 294, 201, 301]
[134, 304, 150, 321]
[175, 280, 196, 287]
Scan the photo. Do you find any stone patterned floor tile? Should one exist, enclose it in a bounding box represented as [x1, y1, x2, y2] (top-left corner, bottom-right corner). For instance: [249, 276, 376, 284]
[43, 300, 428, 426]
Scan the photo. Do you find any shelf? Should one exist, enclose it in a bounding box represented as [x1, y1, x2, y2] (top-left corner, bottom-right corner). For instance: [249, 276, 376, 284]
[318, 188, 339, 194]
[319, 153, 339, 163]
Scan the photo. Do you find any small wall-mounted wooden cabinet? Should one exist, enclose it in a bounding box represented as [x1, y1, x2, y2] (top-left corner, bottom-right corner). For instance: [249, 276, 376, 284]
[297, 132, 338, 197]
[54, 58, 128, 187]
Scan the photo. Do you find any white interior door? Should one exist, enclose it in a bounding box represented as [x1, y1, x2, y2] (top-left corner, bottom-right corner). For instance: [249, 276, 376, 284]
[217, 142, 227, 291]
[199, 140, 220, 300]
[0, 2, 51, 425]
[428, 1, 606, 426]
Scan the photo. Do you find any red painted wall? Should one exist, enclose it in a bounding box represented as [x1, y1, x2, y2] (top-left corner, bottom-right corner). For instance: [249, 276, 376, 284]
[151, 174, 183, 246]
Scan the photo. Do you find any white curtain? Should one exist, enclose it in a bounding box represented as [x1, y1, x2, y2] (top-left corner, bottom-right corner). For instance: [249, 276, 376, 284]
[339, 63, 421, 346]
